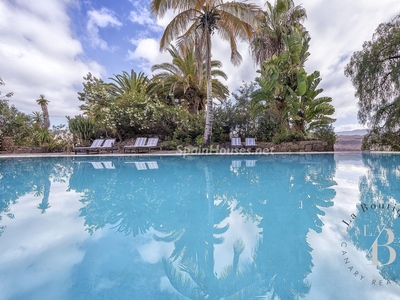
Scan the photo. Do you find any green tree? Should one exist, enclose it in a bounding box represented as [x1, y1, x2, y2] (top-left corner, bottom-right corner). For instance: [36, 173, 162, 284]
[151, 0, 262, 144]
[289, 70, 335, 134]
[0, 77, 16, 138]
[150, 45, 229, 115]
[108, 69, 149, 97]
[213, 81, 280, 142]
[30, 111, 43, 130]
[344, 14, 400, 150]
[77, 72, 111, 133]
[67, 115, 98, 145]
[252, 28, 310, 132]
[250, 0, 307, 69]
[252, 28, 335, 140]
[36, 94, 50, 129]
[0, 100, 32, 145]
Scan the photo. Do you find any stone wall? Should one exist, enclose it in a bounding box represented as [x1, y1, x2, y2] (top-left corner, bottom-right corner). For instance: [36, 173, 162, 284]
[12, 146, 49, 154]
[1, 137, 49, 153]
[1, 137, 14, 152]
[261, 140, 333, 152]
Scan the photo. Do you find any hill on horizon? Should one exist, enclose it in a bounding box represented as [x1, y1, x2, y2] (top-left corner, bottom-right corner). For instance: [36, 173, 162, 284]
[336, 129, 367, 136]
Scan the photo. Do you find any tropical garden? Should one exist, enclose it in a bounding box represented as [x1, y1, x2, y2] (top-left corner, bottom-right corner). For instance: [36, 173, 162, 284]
[67, 0, 337, 149]
[1, 0, 399, 151]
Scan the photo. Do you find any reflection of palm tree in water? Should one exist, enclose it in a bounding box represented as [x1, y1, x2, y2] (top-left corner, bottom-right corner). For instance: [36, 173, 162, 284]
[69, 155, 337, 298]
[35, 177, 51, 214]
[33, 162, 54, 214]
[234, 155, 336, 299]
[154, 163, 265, 299]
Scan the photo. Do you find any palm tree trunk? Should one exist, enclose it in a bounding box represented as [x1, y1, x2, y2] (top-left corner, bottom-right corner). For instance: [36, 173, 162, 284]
[203, 31, 213, 145]
[41, 104, 50, 129]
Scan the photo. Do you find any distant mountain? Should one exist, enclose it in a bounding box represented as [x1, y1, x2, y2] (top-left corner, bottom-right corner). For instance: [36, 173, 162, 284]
[336, 129, 368, 136]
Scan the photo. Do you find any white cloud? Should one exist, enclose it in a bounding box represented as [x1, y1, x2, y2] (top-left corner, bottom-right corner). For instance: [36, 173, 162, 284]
[0, 0, 104, 125]
[127, 38, 172, 75]
[128, 1, 162, 33]
[86, 7, 122, 51]
[299, 0, 400, 129]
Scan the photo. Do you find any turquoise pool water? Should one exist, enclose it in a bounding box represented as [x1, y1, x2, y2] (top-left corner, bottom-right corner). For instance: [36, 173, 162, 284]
[1, 153, 400, 299]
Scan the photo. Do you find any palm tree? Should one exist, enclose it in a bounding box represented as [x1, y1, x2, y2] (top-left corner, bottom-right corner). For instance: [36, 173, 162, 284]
[150, 45, 229, 114]
[150, 0, 262, 144]
[36, 94, 50, 129]
[250, 0, 307, 69]
[252, 28, 310, 132]
[31, 111, 44, 129]
[108, 69, 149, 97]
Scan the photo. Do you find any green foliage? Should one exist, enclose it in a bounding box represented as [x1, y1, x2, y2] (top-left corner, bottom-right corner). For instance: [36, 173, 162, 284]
[255, 110, 281, 142]
[345, 14, 400, 150]
[108, 69, 149, 97]
[362, 129, 400, 151]
[311, 124, 337, 146]
[164, 113, 205, 149]
[250, 0, 307, 68]
[149, 45, 229, 115]
[345, 14, 400, 127]
[77, 72, 113, 134]
[0, 99, 32, 145]
[253, 28, 335, 142]
[272, 130, 306, 144]
[67, 115, 98, 145]
[33, 128, 52, 146]
[213, 82, 280, 143]
[253, 27, 311, 132]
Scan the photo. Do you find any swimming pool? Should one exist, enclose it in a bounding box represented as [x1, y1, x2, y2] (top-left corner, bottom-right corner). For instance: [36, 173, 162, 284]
[0, 153, 400, 299]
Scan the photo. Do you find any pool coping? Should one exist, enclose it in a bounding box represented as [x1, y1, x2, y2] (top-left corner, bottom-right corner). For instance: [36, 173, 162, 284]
[0, 150, 396, 158]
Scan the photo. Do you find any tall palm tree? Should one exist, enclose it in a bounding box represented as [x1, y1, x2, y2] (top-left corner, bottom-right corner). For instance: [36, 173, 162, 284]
[151, 0, 262, 144]
[150, 45, 229, 114]
[36, 94, 50, 129]
[250, 0, 307, 69]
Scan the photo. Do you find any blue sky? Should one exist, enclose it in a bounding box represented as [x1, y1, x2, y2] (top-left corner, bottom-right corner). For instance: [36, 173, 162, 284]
[1, 0, 400, 132]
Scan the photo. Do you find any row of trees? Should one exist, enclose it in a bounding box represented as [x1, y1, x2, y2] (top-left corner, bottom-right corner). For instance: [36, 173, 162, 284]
[2, 1, 399, 151]
[0, 77, 72, 150]
[69, 0, 336, 147]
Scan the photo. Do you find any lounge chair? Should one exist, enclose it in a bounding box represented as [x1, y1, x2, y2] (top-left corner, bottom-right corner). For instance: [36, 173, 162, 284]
[231, 137, 242, 148]
[143, 138, 160, 152]
[245, 138, 258, 150]
[123, 138, 147, 153]
[73, 139, 104, 154]
[97, 138, 116, 153]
